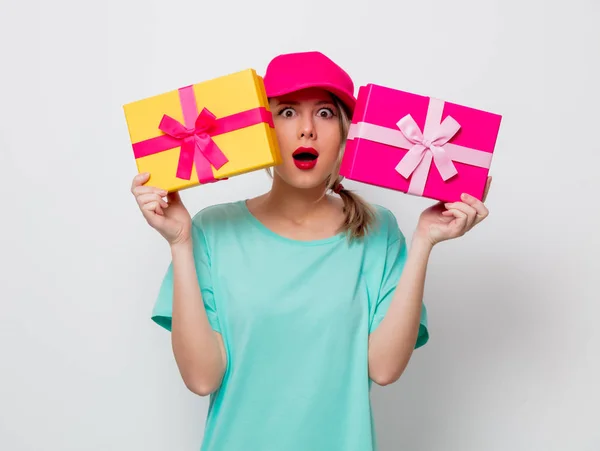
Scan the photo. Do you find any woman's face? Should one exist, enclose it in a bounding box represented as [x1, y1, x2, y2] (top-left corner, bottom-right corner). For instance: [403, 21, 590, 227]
[269, 88, 342, 190]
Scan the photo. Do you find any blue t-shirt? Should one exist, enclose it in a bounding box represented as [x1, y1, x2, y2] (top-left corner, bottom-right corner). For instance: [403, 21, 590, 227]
[152, 200, 429, 451]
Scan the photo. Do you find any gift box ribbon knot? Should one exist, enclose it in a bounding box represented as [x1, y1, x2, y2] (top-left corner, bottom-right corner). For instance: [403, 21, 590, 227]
[132, 85, 274, 184]
[347, 97, 493, 196]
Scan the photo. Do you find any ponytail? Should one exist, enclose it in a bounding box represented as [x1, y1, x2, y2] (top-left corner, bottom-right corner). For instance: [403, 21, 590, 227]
[327, 96, 376, 240]
[330, 178, 375, 240]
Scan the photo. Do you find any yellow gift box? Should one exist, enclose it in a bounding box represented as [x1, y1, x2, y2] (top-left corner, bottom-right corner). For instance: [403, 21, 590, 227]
[123, 69, 281, 192]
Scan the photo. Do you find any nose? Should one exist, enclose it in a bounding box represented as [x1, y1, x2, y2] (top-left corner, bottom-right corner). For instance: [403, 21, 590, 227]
[298, 116, 316, 140]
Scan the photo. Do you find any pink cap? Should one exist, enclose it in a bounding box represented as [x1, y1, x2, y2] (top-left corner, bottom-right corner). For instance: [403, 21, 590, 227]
[263, 51, 356, 116]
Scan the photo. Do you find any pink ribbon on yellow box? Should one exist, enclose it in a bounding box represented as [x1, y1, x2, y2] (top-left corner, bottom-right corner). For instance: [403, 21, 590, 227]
[132, 85, 274, 184]
[347, 98, 493, 196]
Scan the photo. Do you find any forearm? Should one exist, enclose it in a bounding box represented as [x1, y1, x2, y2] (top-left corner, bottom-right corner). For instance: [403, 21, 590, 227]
[170, 241, 225, 395]
[368, 236, 433, 385]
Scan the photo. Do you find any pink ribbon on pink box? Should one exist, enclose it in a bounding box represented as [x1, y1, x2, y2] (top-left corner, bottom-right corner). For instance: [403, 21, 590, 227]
[347, 98, 493, 196]
[132, 85, 274, 184]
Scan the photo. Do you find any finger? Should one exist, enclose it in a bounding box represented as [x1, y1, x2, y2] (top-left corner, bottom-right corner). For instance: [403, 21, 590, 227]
[137, 193, 168, 209]
[459, 193, 489, 224]
[445, 201, 477, 229]
[482, 176, 492, 203]
[442, 208, 469, 232]
[142, 200, 164, 217]
[167, 190, 181, 204]
[442, 208, 467, 219]
[133, 185, 168, 198]
[141, 205, 166, 227]
[131, 172, 151, 192]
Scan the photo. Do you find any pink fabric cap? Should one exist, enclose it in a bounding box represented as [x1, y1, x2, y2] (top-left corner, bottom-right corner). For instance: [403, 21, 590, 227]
[263, 51, 356, 116]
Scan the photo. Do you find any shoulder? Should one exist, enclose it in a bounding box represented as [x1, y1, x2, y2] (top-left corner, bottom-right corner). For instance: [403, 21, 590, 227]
[191, 200, 246, 233]
[367, 204, 405, 245]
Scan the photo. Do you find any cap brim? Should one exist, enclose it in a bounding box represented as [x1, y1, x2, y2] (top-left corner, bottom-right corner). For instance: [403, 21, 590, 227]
[267, 82, 356, 117]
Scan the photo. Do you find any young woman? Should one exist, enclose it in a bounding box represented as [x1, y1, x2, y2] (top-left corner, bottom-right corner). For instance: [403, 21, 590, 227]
[131, 51, 491, 450]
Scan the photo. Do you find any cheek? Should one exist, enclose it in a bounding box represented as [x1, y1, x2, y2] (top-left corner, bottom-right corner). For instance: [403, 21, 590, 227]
[318, 124, 342, 160]
[273, 121, 296, 151]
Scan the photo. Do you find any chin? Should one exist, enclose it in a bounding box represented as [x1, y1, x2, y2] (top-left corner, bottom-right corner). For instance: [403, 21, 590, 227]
[274, 164, 331, 190]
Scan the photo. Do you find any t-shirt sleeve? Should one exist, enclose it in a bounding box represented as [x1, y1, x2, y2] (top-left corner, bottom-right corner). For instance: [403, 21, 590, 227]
[151, 222, 221, 333]
[369, 210, 429, 349]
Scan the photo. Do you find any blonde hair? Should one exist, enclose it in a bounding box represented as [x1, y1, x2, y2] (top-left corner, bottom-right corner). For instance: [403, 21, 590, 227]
[325, 96, 376, 241]
[266, 95, 376, 241]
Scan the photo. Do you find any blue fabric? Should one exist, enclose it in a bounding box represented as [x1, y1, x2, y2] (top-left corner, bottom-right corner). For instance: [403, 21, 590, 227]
[152, 200, 428, 450]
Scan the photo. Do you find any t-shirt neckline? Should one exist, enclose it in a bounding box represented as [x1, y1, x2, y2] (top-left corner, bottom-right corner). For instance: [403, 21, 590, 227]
[237, 200, 346, 247]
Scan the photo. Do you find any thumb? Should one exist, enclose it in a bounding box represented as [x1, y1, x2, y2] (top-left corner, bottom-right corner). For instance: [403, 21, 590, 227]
[167, 191, 182, 204]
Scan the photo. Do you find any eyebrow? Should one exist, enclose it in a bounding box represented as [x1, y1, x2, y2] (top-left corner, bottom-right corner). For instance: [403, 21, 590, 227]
[275, 100, 335, 107]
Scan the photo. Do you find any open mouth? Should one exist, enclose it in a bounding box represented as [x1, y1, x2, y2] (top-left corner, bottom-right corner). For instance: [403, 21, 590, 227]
[292, 147, 319, 161]
[292, 147, 319, 170]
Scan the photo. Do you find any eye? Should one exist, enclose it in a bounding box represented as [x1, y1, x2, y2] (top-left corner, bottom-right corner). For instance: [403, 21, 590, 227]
[317, 107, 335, 119]
[278, 107, 296, 118]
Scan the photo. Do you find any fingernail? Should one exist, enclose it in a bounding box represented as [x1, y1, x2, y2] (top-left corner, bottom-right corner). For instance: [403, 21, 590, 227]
[461, 193, 469, 200]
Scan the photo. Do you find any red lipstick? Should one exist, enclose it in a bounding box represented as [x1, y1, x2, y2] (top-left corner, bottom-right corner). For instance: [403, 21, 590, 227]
[292, 147, 319, 170]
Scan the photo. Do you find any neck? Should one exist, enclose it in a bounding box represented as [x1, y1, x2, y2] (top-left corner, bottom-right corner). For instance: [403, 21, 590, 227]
[260, 174, 331, 223]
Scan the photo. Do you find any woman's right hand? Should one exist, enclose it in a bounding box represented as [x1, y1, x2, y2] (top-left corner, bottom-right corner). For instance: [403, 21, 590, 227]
[131, 172, 192, 246]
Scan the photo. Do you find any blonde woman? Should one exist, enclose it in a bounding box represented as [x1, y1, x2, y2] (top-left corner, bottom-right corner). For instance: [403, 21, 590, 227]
[131, 51, 491, 451]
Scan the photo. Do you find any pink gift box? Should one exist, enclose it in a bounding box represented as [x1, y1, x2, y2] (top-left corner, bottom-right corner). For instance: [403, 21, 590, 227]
[340, 84, 502, 203]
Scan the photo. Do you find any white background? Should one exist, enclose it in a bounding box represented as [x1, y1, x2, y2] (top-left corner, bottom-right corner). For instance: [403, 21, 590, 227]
[1, 0, 599, 450]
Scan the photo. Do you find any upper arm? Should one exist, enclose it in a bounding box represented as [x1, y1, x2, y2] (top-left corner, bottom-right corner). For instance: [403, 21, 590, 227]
[151, 222, 221, 333]
[215, 331, 227, 374]
[369, 208, 429, 349]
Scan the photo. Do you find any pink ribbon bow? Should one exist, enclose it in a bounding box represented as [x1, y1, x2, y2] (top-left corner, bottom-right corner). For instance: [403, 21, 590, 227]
[346, 97, 493, 197]
[395, 114, 460, 182]
[158, 108, 229, 183]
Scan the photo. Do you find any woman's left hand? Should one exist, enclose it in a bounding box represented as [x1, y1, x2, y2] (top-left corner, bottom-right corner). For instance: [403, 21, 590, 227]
[415, 176, 492, 247]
